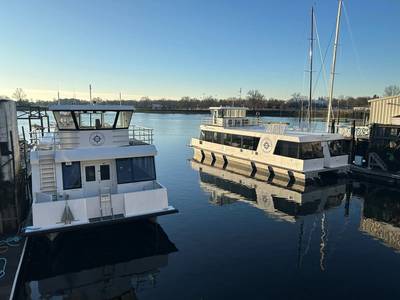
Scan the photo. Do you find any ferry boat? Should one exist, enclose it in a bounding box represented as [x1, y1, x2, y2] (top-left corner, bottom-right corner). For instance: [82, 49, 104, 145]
[24, 104, 177, 236]
[190, 107, 350, 185]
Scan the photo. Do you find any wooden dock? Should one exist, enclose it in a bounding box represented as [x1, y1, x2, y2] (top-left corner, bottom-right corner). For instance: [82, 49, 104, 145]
[351, 165, 400, 186]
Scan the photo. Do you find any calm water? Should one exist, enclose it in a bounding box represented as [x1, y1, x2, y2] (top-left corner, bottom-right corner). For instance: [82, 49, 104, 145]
[17, 113, 400, 299]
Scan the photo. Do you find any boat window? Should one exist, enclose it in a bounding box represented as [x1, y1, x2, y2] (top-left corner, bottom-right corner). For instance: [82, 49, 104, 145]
[85, 166, 96, 182]
[132, 157, 156, 181]
[231, 134, 242, 148]
[223, 133, 232, 146]
[100, 165, 110, 180]
[200, 130, 259, 150]
[116, 156, 156, 184]
[299, 142, 324, 159]
[200, 130, 205, 140]
[274, 141, 324, 159]
[204, 131, 214, 143]
[216, 132, 223, 144]
[116, 158, 133, 184]
[103, 112, 117, 128]
[62, 162, 82, 190]
[329, 140, 350, 157]
[77, 112, 92, 129]
[242, 136, 260, 150]
[274, 141, 299, 158]
[116, 111, 133, 128]
[53, 111, 76, 130]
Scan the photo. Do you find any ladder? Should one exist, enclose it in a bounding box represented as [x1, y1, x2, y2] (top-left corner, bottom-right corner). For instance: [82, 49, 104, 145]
[368, 152, 388, 171]
[38, 151, 57, 194]
[99, 187, 113, 218]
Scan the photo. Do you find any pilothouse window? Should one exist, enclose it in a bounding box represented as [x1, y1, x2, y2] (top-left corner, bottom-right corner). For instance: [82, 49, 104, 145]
[116, 111, 133, 128]
[53, 111, 76, 130]
[75, 111, 117, 129]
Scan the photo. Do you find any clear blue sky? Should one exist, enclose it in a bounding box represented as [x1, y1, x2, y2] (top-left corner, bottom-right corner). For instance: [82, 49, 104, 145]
[0, 0, 399, 100]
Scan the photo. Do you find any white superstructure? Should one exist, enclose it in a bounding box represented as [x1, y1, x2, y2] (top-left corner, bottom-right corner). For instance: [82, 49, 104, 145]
[190, 107, 350, 185]
[25, 104, 177, 235]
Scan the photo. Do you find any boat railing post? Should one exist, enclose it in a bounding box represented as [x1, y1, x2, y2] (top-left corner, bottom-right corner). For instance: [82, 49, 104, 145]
[330, 119, 335, 133]
[350, 120, 356, 164]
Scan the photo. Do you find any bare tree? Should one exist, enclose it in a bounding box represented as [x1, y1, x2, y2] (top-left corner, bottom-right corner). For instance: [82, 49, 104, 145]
[384, 85, 400, 97]
[12, 88, 27, 101]
[247, 90, 265, 110]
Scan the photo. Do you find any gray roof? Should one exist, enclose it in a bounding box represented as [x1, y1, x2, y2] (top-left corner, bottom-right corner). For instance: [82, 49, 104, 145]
[209, 106, 249, 110]
[48, 104, 135, 111]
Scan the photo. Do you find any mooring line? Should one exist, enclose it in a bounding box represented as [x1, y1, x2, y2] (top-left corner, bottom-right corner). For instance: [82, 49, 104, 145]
[9, 237, 28, 300]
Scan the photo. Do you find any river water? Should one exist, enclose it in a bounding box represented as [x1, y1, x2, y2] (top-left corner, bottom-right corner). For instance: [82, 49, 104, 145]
[16, 113, 400, 299]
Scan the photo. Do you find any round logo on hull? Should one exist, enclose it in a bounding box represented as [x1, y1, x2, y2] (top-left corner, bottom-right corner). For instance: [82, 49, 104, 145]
[261, 138, 273, 153]
[89, 132, 105, 146]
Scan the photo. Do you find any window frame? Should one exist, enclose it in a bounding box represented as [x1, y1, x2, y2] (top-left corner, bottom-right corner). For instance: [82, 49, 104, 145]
[274, 140, 324, 160]
[100, 164, 111, 180]
[53, 110, 133, 131]
[85, 165, 96, 182]
[116, 156, 156, 184]
[62, 161, 82, 190]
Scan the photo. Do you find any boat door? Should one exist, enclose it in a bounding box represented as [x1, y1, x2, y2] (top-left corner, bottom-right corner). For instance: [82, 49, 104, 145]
[82, 160, 113, 197]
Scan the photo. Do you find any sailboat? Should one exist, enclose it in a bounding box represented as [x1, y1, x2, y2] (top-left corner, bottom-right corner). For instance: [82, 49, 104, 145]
[190, 1, 349, 186]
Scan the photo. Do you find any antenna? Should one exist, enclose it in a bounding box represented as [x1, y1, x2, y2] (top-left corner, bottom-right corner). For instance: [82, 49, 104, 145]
[326, 0, 343, 132]
[308, 6, 314, 128]
[89, 84, 92, 103]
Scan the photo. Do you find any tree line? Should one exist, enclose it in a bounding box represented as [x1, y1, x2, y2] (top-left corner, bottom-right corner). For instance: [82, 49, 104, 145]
[2, 85, 399, 111]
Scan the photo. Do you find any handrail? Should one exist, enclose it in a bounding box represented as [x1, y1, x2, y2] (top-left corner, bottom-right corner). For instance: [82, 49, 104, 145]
[202, 117, 262, 127]
[29, 124, 155, 149]
[129, 125, 154, 145]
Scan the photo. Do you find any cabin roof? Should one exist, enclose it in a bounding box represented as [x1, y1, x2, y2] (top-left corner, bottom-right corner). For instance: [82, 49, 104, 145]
[201, 124, 345, 142]
[209, 106, 249, 110]
[48, 104, 135, 111]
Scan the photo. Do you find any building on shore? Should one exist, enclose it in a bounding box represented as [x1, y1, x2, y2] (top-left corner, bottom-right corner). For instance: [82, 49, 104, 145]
[368, 95, 400, 125]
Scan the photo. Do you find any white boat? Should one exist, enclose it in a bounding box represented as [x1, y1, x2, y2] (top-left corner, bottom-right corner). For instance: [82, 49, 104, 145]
[190, 107, 350, 185]
[24, 104, 177, 236]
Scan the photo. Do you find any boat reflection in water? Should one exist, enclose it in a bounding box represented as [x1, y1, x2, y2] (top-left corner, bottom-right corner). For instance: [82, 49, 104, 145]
[191, 161, 348, 223]
[17, 221, 177, 299]
[191, 160, 351, 271]
[355, 183, 400, 252]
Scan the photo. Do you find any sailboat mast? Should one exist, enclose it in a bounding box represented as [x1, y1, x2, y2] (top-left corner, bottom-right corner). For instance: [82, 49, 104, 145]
[308, 6, 314, 127]
[326, 0, 343, 132]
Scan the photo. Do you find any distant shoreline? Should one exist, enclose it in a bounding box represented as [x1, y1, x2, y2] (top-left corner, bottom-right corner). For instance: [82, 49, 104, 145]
[135, 108, 364, 119]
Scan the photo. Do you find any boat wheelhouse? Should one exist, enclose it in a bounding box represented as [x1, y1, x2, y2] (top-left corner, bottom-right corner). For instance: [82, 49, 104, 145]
[190, 107, 350, 185]
[24, 104, 177, 236]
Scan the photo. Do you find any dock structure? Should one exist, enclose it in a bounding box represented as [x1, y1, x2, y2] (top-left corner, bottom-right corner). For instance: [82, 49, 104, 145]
[0, 100, 20, 183]
[0, 100, 29, 300]
[16, 104, 50, 142]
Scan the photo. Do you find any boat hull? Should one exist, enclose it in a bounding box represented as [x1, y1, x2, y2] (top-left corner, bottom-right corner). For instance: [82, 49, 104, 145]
[192, 143, 348, 185]
[23, 206, 178, 236]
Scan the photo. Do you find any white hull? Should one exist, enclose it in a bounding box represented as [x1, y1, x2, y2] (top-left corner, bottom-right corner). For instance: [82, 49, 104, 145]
[25, 183, 176, 235]
[191, 137, 349, 184]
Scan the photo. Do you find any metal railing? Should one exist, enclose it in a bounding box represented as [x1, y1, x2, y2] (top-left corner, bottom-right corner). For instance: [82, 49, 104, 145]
[29, 127, 59, 150]
[336, 125, 370, 139]
[129, 125, 154, 145]
[202, 117, 262, 127]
